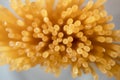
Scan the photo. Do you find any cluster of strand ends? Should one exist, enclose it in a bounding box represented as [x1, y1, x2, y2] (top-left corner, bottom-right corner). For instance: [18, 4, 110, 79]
[0, 0, 120, 80]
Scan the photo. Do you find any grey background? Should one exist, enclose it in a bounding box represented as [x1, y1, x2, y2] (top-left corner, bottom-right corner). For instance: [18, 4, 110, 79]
[0, 0, 120, 80]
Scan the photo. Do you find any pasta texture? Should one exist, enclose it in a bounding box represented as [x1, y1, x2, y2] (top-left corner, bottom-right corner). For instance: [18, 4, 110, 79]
[0, 0, 120, 80]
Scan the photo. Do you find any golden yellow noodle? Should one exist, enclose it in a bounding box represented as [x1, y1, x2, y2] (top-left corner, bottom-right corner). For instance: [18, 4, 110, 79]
[0, 0, 120, 80]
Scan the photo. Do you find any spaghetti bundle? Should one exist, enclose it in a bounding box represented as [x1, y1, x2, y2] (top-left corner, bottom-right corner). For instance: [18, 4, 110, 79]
[0, 0, 120, 80]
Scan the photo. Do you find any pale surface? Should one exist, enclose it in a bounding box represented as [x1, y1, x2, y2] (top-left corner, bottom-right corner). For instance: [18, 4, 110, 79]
[0, 0, 120, 80]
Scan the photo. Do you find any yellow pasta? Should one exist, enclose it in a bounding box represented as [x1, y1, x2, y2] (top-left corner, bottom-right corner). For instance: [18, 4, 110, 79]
[0, 0, 120, 80]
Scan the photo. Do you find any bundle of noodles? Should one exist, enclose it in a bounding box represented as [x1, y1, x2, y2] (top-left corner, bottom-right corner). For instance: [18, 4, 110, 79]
[0, 0, 120, 80]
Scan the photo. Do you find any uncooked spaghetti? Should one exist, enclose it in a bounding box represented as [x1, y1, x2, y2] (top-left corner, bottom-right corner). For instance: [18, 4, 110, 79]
[0, 0, 120, 80]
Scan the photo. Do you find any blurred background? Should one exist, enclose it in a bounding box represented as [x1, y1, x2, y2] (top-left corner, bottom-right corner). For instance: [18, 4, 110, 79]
[0, 0, 120, 80]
